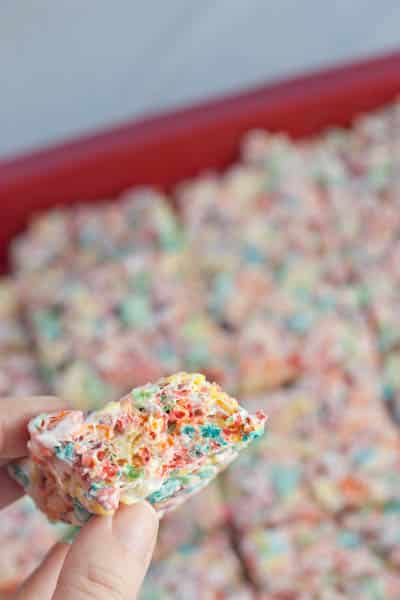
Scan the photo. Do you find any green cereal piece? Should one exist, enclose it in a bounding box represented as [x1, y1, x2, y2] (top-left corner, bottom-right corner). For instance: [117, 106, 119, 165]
[119, 295, 151, 327]
[242, 429, 264, 443]
[185, 344, 210, 370]
[84, 368, 113, 407]
[72, 499, 91, 524]
[367, 163, 392, 191]
[182, 425, 196, 438]
[271, 465, 301, 499]
[198, 466, 216, 480]
[261, 530, 290, 557]
[94, 319, 107, 335]
[130, 271, 151, 294]
[157, 343, 175, 364]
[382, 383, 395, 403]
[359, 577, 386, 600]
[286, 312, 313, 334]
[34, 309, 62, 340]
[384, 499, 400, 514]
[39, 365, 57, 387]
[342, 334, 357, 357]
[182, 316, 208, 339]
[147, 478, 181, 504]
[31, 414, 47, 430]
[200, 424, 227, 446]
[352, 447, 375, 467]
[200, 424, 221, 439]
[55, 442, 75, 463]
[159, 223, 184, 252]
[89, 482, 106, 494]
[241, 244, 264, 265]
[338, 530, 361, 549]
[383, 355, 400, 386]
[132, 385, 160, 402]
[379, 327, 400, 353]
[274, 263, 288, 284]
[140, 588, 163, 600]
[176, 474, 192, 486]
[125, 465, 143, 481]
[156, 206, 184, 252]
[9, 463, 30, 489]
[62, 526, 81, 544]
[210, 272, 234, 317]
[315, 293, 336, 312]
[356, 284, 371, 307]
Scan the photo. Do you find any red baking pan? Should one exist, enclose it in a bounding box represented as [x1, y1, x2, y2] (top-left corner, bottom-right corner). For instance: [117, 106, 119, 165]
[0, 49, 399, 272]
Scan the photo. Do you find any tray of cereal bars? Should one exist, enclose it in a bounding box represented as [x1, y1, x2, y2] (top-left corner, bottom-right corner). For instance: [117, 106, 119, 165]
[0, 50, 400, 598]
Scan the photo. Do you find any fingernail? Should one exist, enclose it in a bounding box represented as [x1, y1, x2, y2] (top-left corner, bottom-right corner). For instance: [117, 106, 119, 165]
[113, 502, 158, 558]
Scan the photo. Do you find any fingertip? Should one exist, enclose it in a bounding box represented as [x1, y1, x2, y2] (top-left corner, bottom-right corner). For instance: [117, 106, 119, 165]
[53, 503, 158, 600]
[125, 500, 158, 524]
[113, 502, 159, 554]
[14, 542, 70, 599]
[0, 467, 24, 509]
[0, 396, 69, 459]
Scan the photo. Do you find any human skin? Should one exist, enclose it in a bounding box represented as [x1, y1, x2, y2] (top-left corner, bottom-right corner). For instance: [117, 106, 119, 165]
[0, 396, 158, 600]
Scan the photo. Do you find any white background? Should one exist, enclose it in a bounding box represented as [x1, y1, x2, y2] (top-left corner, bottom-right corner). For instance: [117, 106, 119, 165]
[0, 1, 399, 159]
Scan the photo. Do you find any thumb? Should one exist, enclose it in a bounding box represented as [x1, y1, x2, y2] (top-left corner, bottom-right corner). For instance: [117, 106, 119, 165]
[53, 502, 158, 600]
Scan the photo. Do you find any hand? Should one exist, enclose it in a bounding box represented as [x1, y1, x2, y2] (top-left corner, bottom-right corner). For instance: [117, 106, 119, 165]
[0, 396, 158, 600]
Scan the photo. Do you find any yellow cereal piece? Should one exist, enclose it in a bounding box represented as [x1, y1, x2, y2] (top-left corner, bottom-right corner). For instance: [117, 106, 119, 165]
[216, 391, 239, 414]
[192, 373, 206, 387]
[312, 478, 343, 512]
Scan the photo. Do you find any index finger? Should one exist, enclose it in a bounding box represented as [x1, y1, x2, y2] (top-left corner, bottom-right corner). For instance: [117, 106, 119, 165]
[0, 396, 66, 460]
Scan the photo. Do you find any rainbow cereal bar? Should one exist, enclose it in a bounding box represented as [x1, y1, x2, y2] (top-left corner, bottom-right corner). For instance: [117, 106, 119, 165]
[11, 188, 183, 275]
[223, 431, 325, 533]
[343, 506, 400, 570]
[234, 279, 376, 395]
[240, 519, 400, 599]
[141, 531, 253, 600]
[307, 401, 400, 514]
[10, 373, 266, 525]
[18, 250, 237, 409]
